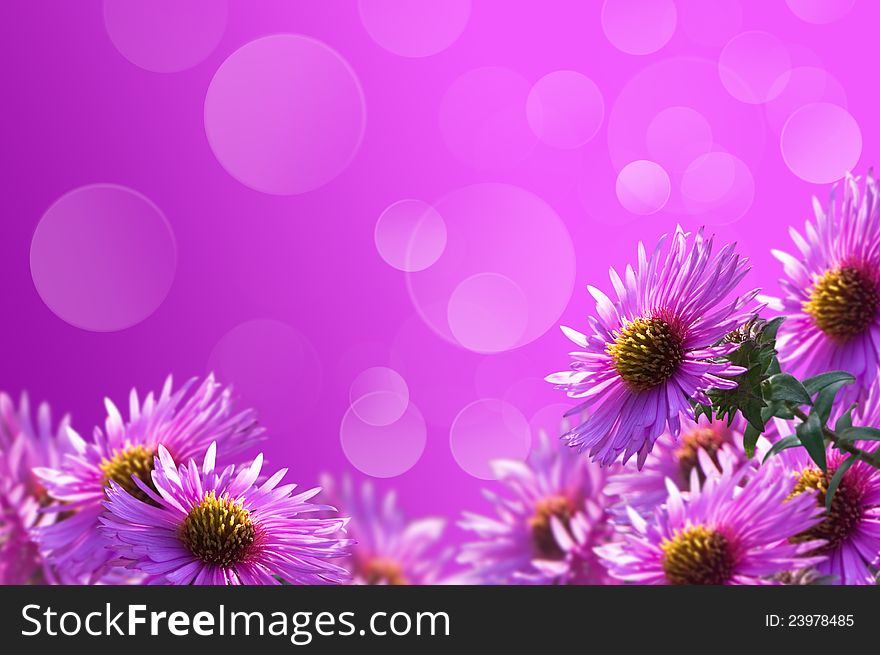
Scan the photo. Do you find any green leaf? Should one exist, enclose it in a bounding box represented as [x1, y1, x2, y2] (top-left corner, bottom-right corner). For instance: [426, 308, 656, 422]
[758, 316, 785, 343]
[796, 411, 827, 471]
[692, 403, 712, 423]
[762, 400, 795, 421]
[836, 426, 880, 442]
[802, 371, 855, 396]
[762, 434, 801, 462]
[825, 456, 858, 510]
[813, 379, 853, 425]
[706, 316, 786, 433]
[834, 405, 855, 432]
[767, 373, 812, 405]
[743, 423, 761, 458]
[741, 401, 766, 433]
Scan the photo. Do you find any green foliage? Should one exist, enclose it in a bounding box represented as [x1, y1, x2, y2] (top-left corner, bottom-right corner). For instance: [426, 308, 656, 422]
[814, 382, 852, 424]
[802, 371, 857, 396]
[761, 434, 800, 462]
[795, 410, 827, 472]
[767, 373, 811, 405]
[835, 405, 855, 432]
[743, 422, 761, 459]
[697, 315, 866, 474]
[691, 315, 880, 506]
[695, 317, 784, 435]
[836, 426, 880, 442]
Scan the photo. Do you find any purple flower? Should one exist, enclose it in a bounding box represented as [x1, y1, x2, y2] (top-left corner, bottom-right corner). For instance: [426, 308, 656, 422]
[527, 506, 619, 585]
[765, 173, 880, 405]
[856, 379, 880, 425]
[597, 453, 826, 584]
[547, 227, 757, 468]
[33, 375, 263, 581]
[0, 393, 75, 584]
[458, 432, 617, 584]
[100, 443, 351, 584]
[319, 475, 448, 585]
[772, 444, 880, 585]
[606, 414, 757, 513]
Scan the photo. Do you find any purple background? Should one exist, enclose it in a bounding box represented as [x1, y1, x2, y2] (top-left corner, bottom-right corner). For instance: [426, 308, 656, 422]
[1, 0, 875, 550]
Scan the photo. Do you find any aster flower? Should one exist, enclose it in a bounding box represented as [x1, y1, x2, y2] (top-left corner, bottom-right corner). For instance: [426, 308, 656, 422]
[0, 393, 74, 583]
[33, 375, 263, 581]
[606, 413, 757, 513]
[100, 443, 351, 584]
[766, 173, 880, 405]
[547, 227, 757, 468]
[770, 435, 880, 584]
[458, 431, 616, 584]
[319, 475, 449, 585]
[597, 451, 826, 584]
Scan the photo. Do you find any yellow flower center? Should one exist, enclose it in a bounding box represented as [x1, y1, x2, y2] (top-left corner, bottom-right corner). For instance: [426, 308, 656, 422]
[661, 525, 735, 585]
[100, 445, 157, 504]
[362, 558, 409, 585]
[788, 467, 863, 553]
[181, 491, 256, 567]
[804, 266, 878, 342]
[607, 316, 684, 391]
[675, 426, 728, 485]
[529, 495, 575, 559]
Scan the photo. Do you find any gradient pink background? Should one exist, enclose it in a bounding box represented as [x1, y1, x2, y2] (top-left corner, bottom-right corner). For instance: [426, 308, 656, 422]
[1, 0, 875, 554]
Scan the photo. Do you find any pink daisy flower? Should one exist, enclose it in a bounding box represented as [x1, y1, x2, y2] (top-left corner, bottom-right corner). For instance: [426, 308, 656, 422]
[547, 227, 757, 467]
[33, 375, 263, 581]
[458, 431, 617, 584]
[606, 413, 759, 513]
[597, 452, 826, 584]
[772, 446, 880, 585]
[319, 475, 449, 585]
[0, 393, 75, 583]
[765, 172, 880, 405]
[100, 443, 351, 584]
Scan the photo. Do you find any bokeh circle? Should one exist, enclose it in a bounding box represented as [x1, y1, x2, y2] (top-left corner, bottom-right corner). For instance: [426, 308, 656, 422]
[349, 366, 410, 427]
[763, 66, 848, 134]
[615, 160, 671, 215]
[677, 0, 743, 47]
[601, 0, 677, 55]
[374, 199, 447, 272]
[204, 34, 366, 195]
[679, 150, 755, 224]
[446, 272, 530, 353]
[681, 152, 735, 204]
[785, 0, 856, 24]
[606, 56, 766, 221]
[30, 184, 177, 332]
[449, 399, 531, 480]
[358, 0, 471, 57]
[718, 31, 791, 105]
[439, 66, 537, 171]
[207, 319, 323, 437]
[780, 102, 862, 184]
[645, 106, 713, 172]
[526, 70, 605, 149]
[529, 403, 578, 442]
[103, 0, 228, 73]
[405, 183, 576, 353]
[340, 401, 427, 478]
